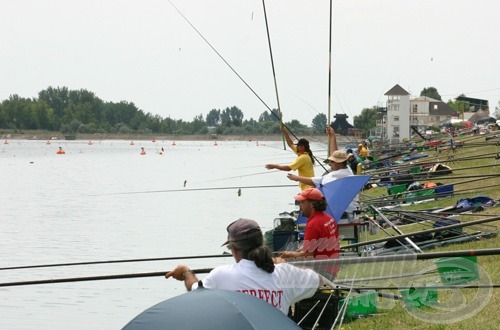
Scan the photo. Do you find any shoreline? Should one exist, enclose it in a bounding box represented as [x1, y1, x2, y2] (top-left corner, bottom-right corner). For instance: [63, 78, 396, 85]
[1, 131, 354, 143]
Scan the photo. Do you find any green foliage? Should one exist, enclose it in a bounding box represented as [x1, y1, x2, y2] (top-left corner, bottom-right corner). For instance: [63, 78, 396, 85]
[0, 87, 332, 136]
[353, 107, 379, 134]
[312, 113, 327, 133]
[420, 86, 442, 100]
[206, 109, 220, 126]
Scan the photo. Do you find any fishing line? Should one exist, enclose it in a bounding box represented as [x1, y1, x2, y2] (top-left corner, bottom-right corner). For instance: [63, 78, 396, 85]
[196, 170, 277, 185]
[95, 184, 296, 197]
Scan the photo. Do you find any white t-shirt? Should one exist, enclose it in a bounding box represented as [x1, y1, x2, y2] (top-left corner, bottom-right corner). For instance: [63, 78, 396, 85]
[311, 167, 359, 214]
[192, 259, 319, 314]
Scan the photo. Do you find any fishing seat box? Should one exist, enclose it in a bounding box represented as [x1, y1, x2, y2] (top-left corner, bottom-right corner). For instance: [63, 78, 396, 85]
[289, 290, 340, 330]
[339, 291, 377, 320]
[434, 184, 454, 197]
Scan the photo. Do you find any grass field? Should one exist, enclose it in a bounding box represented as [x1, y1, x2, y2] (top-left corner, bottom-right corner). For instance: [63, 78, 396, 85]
[340, 132, 499, 329]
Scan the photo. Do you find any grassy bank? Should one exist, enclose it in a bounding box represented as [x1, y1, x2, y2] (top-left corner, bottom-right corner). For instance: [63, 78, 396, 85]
[347, 133, 500, 329]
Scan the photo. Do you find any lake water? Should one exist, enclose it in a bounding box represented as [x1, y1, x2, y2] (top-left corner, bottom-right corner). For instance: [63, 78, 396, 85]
[0, 138, 330, 329]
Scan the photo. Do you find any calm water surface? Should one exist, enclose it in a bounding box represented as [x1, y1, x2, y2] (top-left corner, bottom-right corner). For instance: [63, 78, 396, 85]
[0, 139, 329, 329]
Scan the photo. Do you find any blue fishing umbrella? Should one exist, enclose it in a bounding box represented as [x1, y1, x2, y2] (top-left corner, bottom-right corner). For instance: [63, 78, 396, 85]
[317, 175, 371, 221]
[122, 287, 301, 330]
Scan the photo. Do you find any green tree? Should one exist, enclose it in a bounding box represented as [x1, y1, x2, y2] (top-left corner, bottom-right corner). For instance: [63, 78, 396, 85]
[191, 114, 206, 133]
[311, 113, 327, 133]
[353, 107, 378, 134]
[206, 109, 220, 127]
[446, 94, 468, 119]
[221, 106, 243, 127]
[258, 109, 281, 122]
[420, 87, 442, 101]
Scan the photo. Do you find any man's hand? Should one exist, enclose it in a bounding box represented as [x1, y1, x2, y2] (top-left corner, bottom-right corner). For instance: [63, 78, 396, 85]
[165, 264, 190, 281]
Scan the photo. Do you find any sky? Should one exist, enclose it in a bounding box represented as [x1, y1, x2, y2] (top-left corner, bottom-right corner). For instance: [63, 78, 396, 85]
[2, 0, 500, 126]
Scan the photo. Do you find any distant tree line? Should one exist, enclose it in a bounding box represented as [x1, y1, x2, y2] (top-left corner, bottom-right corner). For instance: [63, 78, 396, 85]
[0, 86, 331, 136]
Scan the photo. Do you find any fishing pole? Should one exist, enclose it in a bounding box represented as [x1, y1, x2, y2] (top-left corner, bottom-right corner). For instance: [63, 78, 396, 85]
[327, 0, 333, 157]
[167, 0, 327, 170]
[261, 0, 285, 151]
[364, 152, 499, 176]
[370, 205, 423, 253]
[339, 284, 500, 291]
[341, 215, 500, 250]
[363, 182, 500, 205]
[361, 176, 499, 203]
[368, 159, 499, 180]
[0, 254, 233, 271]
[167, 2, 285, 130]
[370, 172, 500, 185]
[0, 268, 213, 287]
[291, 248, 500, 267]
[383, 210, 496, 238]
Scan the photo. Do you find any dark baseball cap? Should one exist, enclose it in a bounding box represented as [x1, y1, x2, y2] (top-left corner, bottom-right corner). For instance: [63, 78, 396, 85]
[221, 218, 262, 246]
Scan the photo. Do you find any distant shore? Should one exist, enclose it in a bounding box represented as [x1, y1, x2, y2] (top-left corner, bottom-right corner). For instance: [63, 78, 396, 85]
[1, 130, 354, 143]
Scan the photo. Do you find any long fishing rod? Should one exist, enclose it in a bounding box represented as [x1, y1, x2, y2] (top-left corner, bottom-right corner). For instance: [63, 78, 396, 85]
[261, 0, 285, 151]
[0, 254, 233, 271]
[168, 0, 328, 171]
[361, 176, 499, 204]
[327, 0, 333, 157]
[341, 215, 500, 250]
[167, 1, 280, 123]
[384, 210, 496, 237]
[6, 249, 500, 287]
[371, 172, 500, 186]
[291, 248, 500, 267]
[97, 183, 296, 197]
[367, 149, 499, 170]
[0, 268, 213, 287]
[371, 205, 423, 253]
[368, 159, 499, 180]
[365, 152, 499, 176]
[363, 182, 500, 205]
[337, 284, 500, 291]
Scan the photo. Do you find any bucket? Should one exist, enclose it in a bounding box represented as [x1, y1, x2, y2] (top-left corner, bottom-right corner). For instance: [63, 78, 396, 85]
[400, 287, 438, 308]
[339, 291, 377, 319]
[435, 256, 478, 284]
